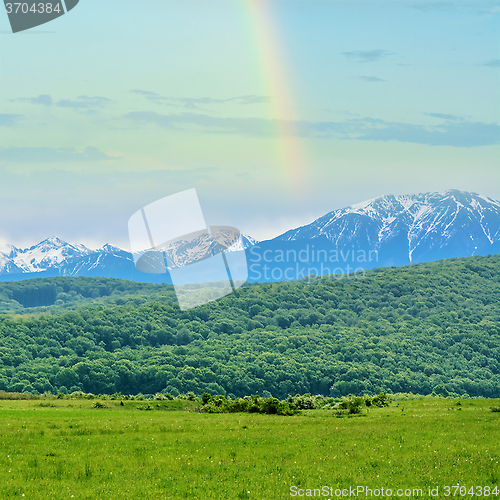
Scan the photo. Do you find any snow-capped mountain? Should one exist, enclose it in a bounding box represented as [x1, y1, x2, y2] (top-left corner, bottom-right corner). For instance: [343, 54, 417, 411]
[1, 190, 498, 283]
[276, 190, 500, 263]
[0, 233, 258, 282]
[232, 234, 259, 251]
[246, 190, 500, 282]
[1, 246, 22, 274]
[6, 237, 92, 273]
[159, 228, 254, 269]
[0, 238, 128, 278]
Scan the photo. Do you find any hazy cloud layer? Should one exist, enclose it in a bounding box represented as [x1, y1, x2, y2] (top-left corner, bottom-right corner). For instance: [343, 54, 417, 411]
[425, 112, 462, 120]
[0, 166, 216, 189]
[342, 49, 393, 63]
[56, 96, 112, 109]
[124, 111, 276, 136]
[16, 94, 53, 105]
[410, 1, 500, 14]
[0, 114, 22, 126]
[124, 111, 499, 147]
[483, 59, 500, 68]
[0, 146, 121, 163]
[301, 117, 499, 147]
[353, 120, 499, 147]
[13, 94, 112, 109]
[410, 2, 457, 12]
[357, 76, 385, 82]
[130, 90, 270, 109]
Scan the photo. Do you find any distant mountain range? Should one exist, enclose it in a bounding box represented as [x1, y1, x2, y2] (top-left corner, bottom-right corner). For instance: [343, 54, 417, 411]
[1, 190, 499, 283]
[0, 235, 257, 283]
[0, 238, 140, 281]
[247, 189, 500, 282]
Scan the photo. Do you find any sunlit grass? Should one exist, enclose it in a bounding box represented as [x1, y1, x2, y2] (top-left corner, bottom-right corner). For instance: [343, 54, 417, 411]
[0, 398, 498, 499]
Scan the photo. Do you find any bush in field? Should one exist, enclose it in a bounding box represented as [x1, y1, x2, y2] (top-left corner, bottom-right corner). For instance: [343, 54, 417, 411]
[200, 393, 298, 415]
[337, 396, 365, 414]
[69, 391, 87, 399]
[156, 392, 174, 400]
[154, 393, 173, 400]
[333, 392, 391, 416]
[370, 392, 391, 407]
[274, 401, 297, 416]
[287, 394, 317, 410]
[178, 392, 197, 401]
[201, 394, 230, 413]
[231, 395, 262, 413]
[260, 397, 282, 415]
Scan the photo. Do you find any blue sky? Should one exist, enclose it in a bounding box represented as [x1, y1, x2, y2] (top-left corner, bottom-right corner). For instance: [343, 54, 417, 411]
[0, 0, 498, 249]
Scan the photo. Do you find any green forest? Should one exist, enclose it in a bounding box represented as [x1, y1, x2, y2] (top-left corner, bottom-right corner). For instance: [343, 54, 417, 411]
[0, 254, 498, 399]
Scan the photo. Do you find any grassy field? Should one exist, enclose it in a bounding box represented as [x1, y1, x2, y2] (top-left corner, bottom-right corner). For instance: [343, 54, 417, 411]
[0, 398, 498, 499]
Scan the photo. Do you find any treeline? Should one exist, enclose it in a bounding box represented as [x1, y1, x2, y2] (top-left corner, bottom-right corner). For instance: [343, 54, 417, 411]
[0, 255, 498, 398]
[0, 277, 176, 313]
[0, 388, 392, 417]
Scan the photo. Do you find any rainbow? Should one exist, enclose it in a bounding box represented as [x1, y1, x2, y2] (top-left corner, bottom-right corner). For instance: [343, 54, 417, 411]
[242, 1, 308, 198]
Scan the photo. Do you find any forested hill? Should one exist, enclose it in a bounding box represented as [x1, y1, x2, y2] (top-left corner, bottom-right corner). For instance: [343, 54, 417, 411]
[0, 254, 499, 399]
[0, 277, 175, 314]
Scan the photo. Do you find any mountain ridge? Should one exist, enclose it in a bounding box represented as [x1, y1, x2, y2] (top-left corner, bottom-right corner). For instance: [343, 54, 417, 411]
[274, 190, 500, 262]
[0, 233, 258, 281]
[1, 189, 499, 282]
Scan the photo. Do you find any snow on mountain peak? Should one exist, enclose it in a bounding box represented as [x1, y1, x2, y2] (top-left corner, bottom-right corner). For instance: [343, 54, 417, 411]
[4, 237, 93, 273]
[0, 243, 14, 256]
[349, 197, 377, 212]
[275, 190, 500, 264]
[100, 243, 125, 253]
[0, 233, 259, 276]
[0, 191, 497, 281]
[227, 234, 259, 252]
[43, 236, 66, 245]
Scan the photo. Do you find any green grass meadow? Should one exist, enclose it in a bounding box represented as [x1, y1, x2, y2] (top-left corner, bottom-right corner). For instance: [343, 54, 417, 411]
[0, 398, 498, 499]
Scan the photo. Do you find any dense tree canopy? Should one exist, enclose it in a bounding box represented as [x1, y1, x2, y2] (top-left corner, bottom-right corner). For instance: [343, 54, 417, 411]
[0, 255, 498, 398]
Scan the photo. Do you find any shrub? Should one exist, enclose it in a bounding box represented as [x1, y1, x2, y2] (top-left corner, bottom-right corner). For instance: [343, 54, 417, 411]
[333, 392, 390, 416]
[260, 397, 281, 414]
[287, 394, 316, 410]
[371, 392, 391, 407]
[200, 393, 298, 415]
[347, 396, 365, 414]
